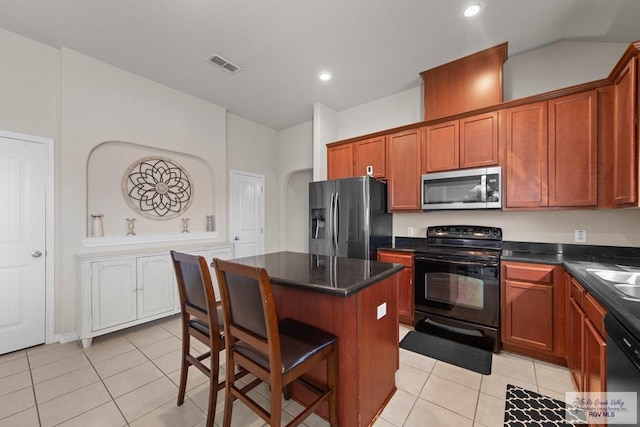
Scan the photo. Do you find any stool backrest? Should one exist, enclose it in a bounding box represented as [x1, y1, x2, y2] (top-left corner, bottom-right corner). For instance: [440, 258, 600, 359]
[212, 259, 281, 366]
[171, 251, 218, 326]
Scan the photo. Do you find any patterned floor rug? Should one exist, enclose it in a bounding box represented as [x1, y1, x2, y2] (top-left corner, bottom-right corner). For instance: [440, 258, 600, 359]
[504, 384, 587, 426]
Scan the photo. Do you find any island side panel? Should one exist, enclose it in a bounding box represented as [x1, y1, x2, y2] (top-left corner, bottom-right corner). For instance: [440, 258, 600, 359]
[271, 284, 360, 426]
[357, 273, 400, 425]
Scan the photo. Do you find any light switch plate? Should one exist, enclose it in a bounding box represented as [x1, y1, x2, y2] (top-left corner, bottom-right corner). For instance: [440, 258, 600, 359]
[377, 302, 387, 320]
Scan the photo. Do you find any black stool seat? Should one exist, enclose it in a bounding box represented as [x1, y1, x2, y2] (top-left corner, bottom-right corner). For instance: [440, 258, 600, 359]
[235, 318, 337, 374]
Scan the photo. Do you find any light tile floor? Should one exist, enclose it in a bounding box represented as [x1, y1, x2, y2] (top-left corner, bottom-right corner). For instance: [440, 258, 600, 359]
[0, 318, 576, 426]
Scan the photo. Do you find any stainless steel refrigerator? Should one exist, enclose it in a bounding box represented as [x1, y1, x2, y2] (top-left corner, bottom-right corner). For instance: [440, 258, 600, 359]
[309, 176, 392, 260]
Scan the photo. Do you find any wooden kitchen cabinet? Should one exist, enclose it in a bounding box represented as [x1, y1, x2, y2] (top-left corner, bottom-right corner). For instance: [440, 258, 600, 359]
[424, 119, 459, 172]
[501, 261, 566, 364]
[612, 56, 637, 206]
[423, 112, 498, 173]
[354, 136, 386, 178]
[377, 250, 414, 325]
[548, 90, 598, 207]
[566, 276, 607, 394]
[503, 101, 549, 208]
[327, 143, 354, 180]
[387, 127, 423, 211]
[460, 112, 499, 169]
[503, 90, 598, 209]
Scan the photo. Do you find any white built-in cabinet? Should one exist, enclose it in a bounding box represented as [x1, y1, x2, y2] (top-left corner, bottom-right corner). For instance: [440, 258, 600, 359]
[77, 243, 233, 348]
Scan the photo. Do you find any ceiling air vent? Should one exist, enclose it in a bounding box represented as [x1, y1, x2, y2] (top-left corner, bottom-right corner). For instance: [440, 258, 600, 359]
[206, 53, 242, 75]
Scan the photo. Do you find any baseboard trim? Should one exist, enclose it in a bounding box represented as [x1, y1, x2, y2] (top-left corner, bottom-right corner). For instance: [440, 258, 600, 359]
[55, 332, 79, 344]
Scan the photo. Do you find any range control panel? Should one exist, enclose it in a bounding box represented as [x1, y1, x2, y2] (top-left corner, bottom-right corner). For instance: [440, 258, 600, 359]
[427, 225, 502, 241]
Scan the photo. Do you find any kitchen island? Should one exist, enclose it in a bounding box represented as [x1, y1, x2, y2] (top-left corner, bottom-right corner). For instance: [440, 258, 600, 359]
[221, 251, 403, 426]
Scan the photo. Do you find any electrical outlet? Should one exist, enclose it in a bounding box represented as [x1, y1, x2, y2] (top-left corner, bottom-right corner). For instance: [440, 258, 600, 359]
[574, 229, 587, 243]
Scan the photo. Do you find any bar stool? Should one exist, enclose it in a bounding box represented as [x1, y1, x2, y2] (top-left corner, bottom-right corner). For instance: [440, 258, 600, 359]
[212, 258, 339, 427]
[170, 251, 247, 427]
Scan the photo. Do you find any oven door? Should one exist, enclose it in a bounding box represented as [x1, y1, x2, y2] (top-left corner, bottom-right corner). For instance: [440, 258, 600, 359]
[414, 254, 499, 328]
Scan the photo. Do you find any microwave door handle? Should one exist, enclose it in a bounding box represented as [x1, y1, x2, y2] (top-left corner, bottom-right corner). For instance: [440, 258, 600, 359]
[480, 174, 487, 202]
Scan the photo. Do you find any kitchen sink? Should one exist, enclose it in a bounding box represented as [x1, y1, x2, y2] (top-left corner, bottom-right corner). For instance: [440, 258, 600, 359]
[587, 269, 640, 301]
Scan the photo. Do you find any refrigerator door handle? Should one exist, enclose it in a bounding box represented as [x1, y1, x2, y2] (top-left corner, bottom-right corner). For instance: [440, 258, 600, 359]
[329, 192, 336, 250]
[333, 192, 339, 250]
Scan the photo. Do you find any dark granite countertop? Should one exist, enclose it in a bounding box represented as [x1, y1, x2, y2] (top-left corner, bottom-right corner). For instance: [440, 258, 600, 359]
[224, 251, 404, 297]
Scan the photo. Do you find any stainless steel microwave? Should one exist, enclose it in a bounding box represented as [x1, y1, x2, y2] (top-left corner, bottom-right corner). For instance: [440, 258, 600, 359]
[421, 166, 502, 210]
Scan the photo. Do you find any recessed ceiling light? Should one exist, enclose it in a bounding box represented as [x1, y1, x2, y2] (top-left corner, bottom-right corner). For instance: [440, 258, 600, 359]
[318, 72, 332, 82]
[462, 2, 484, 18]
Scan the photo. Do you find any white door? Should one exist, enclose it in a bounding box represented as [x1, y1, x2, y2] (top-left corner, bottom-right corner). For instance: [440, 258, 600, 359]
[0, 136, 46, 354]
[230, 171, 265, 258]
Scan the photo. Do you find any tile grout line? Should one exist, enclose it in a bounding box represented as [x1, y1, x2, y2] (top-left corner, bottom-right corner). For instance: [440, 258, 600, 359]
[24, 350, 43, 427]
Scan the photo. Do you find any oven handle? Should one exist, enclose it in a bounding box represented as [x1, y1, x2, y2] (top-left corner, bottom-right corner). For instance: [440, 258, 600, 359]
[415, 255, 498, 268]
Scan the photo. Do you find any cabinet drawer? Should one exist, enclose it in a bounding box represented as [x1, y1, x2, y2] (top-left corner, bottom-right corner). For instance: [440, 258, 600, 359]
[503, 262, 555, 284]
[570, 278, 586, 307]
[584, 292, 607, 337]
[377, 251, 413, 267]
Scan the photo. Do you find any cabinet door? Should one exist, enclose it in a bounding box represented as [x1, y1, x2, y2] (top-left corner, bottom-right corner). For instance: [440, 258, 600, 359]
[584, 319, 607, 394]
[502, 280, 554, 351]
[387, 128, 423, 211]
[207, 246, 234, 302]
[460, 112, 499, 169]
[504, 101, 549, 208]
[91, 258, 137, 331]
[377, 251, 414, 325]
[548, 90, 598, 207]
[568, 297, 585, 392]
[327, 143, 354, 180]
[137, 255, 176, 319]
[613, 58, 637, 206]
[354, 136, 386, 178]
[423, 120, 459, 172]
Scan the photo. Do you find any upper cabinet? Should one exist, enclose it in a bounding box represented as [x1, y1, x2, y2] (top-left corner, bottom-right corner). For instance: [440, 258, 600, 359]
[354, 136, 386, 179]
[612, 55, 637, 206]
[503, 101, 549, 208]
[548, 90, 598, 207]
[423, 112, 499, 173]
[503, 90, 598, 209]
[420, 43, 507, 121]
[325, 40, 640, 214]
[327, 143, 354, 180]
[387, 128, 423, 211]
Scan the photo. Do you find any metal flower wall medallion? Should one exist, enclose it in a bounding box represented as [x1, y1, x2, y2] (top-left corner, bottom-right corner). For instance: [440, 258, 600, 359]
[122, 157, 193, 220]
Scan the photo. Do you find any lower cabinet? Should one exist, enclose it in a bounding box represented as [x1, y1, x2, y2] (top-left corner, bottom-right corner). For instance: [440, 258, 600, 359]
[501, 261, 566, 363]
[566, 275, 607, 394]
[78, 243, 233, 347]
[377, 250, 414, 325]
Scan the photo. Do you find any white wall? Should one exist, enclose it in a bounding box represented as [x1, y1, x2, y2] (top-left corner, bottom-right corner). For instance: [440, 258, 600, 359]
[226, 113, 279, 253]
[60, 48, 228, 334]
[504, 41, 628, 100]
[277, 121, 313, 252]
[336, 86, 423, 140]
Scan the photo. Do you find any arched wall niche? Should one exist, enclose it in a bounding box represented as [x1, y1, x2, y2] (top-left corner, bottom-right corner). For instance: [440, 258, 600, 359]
[283, 168, 312, 252]
[86, 140, 216, 238]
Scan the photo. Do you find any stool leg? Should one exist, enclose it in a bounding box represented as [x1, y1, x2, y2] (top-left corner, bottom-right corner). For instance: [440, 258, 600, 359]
[177, 324, 190, 406]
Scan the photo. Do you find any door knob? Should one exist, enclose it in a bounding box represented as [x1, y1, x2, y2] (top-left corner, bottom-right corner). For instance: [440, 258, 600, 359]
[234, 236, 240, 241]
[31, 251, 42, 258]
